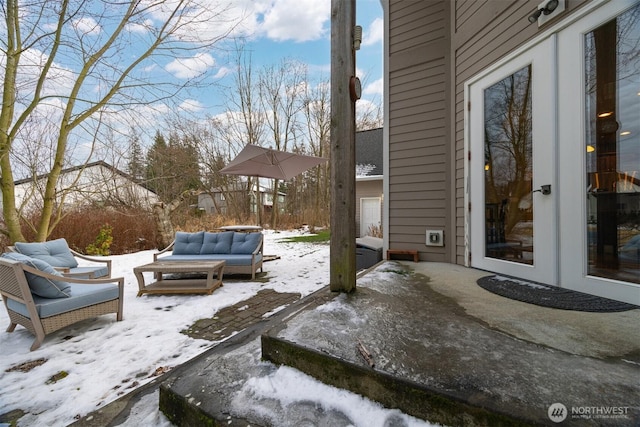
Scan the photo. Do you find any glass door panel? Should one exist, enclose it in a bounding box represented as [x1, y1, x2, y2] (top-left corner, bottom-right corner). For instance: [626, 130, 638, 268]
[585, 3, 640, 284]
[469, 38, 556, 285]
[484, 66, 534, 265]
[558, 0, 640, 304]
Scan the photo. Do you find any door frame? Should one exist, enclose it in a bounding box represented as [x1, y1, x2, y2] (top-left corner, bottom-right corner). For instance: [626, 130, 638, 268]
[466, 37, 558, 285]
[360, 197, 382, 237]
[557, 0, 640, 304]
[464, 0, 640, 305]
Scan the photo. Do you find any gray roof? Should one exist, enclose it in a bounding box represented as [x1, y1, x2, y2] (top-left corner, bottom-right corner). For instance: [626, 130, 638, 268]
[356, 128, 383, 176]
[355, 128, 383, 176]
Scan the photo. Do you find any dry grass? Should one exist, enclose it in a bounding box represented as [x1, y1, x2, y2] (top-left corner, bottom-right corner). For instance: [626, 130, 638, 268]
[0, 205, 328, 255]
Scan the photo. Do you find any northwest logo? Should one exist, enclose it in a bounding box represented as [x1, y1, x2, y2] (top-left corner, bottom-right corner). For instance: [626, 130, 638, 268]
[548, 403, 568, 423]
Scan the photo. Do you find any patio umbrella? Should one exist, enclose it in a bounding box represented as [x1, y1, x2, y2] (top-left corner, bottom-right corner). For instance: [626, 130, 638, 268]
[220, 144, 326, 181]
[220, 144, 327, 227]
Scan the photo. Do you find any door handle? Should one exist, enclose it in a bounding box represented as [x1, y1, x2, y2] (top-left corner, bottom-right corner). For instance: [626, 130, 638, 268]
[533, 184, 551, 195]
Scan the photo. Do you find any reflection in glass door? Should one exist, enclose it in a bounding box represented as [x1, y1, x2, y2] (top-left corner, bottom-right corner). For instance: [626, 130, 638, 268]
[585, 4, 640, 284]
[469, 38, 556, 285]
[484, 66, 534, 265]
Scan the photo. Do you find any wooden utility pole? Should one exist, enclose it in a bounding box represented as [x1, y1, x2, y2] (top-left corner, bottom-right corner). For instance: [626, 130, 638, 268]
[330, 0, 357, 292]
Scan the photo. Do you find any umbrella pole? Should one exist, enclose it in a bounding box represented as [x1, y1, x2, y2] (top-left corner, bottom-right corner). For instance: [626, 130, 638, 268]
[255, 176, 262, 227]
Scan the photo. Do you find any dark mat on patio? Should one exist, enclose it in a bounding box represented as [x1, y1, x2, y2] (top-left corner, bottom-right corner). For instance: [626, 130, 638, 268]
[477, 275, 639, 312]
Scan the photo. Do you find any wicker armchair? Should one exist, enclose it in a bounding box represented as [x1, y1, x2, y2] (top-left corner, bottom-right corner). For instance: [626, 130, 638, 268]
[0, 257, 123, 351]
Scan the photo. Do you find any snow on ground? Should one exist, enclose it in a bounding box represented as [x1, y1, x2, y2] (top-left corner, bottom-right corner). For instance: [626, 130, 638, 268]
[0, 230, 437, 427]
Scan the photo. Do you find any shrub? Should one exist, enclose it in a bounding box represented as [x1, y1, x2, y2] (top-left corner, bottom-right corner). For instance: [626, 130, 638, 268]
[86, 224, 114, 256]
[0, 207, 158, 255]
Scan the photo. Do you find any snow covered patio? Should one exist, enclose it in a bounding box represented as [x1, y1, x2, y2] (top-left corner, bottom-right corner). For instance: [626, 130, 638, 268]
[146, 262, 639, 426]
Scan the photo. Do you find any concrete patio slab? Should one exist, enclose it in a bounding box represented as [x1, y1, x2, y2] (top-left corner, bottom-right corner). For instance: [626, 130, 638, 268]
[158, 261, 640, 426]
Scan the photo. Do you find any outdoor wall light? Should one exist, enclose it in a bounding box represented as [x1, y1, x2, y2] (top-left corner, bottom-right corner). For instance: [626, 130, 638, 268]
[528, 0, 560, 24]
[354, 25, 362, 50]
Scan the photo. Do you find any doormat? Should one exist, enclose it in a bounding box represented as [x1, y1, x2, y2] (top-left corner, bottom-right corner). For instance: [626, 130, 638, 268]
[477, 275, 639, 312]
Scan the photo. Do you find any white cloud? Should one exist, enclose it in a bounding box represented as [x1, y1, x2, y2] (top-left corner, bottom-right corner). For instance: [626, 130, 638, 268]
[165, 52, 216, 79]
[72, 17, 102, 35]
[125, 19, 154, 34]
[362, 17, 383, 47]
[213, 66, 233, 80]
[136, 0, 256, 43]
[363, 77, 383, 96]
[260, 0, 330, 42]
[179, 99, 205, 112]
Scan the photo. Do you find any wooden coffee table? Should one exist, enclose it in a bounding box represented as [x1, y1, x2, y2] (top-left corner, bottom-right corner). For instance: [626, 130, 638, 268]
[134, 260, 225, 296]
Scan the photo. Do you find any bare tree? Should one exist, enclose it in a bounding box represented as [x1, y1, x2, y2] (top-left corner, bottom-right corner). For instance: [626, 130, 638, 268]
[0, 0, 241, 242]
[258, 58, 306, 228]
[300, 77, 331, 226]
[212, 46, 266, 224]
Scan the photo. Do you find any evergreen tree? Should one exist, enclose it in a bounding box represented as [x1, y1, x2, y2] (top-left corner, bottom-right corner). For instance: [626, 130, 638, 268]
[145, 130, 202, 203]
[146, 131, 170, 201]
[127, 130, 145, 180]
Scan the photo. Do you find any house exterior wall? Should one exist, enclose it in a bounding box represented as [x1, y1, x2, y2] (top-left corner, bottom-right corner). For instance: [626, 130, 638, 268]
[386, 0, 590, 264]
[355, 178, 383, 237]
[12, 163, 158, 212]
[452, 0, 588, 265]
[387, 0, 450, 262]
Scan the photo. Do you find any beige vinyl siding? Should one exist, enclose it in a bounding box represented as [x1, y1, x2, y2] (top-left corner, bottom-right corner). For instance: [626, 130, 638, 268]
[388, 0, 449, 261]
[453, 1, 538, 265]
[387, 0, 592, 265]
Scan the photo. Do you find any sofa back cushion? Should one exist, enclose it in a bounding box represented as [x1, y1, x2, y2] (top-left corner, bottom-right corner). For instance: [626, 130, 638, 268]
[14, 238, 78, 268]
[231, 232, 262, 254]
[173, 231, 204, 255]
[1, 252, 71, 298]
[201, 231, 234, 254]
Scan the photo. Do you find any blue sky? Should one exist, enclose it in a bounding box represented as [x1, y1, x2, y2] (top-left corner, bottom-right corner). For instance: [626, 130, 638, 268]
[166, 0, 384, 118]
[2, 0, 384, 174]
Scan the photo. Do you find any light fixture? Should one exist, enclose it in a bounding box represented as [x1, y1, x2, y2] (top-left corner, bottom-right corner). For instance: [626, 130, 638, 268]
[353, 25, 362, 50]
[598, 111, 613, 118]
[586, 145, 595, 153]
[528, 0, 560, 24]
[528, 9, 543, 23]
[620, 131, 631, 136]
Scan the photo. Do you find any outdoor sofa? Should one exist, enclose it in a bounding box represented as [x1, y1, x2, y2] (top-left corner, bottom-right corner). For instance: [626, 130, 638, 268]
[154, 231, 263, 279]
[9, 238, 111, 279]
[0, 253, 124, 351]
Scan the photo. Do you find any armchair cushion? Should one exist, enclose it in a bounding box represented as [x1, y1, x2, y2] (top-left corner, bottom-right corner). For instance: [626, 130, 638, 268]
[1, 252, 71, 298]
[6, 282, 119, 319]
[14, 238, 78, 268]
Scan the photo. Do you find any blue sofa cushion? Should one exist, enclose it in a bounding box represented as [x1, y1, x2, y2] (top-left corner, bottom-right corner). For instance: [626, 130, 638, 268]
[173, 231, 204, 255]
[159, 253, 262, 266]
[201, 231, 233, 254]
[14, 238, 78, 268]
[231, 232, 262, 254]
[6, 282, 119, 319]
[1, 252, 71, 298]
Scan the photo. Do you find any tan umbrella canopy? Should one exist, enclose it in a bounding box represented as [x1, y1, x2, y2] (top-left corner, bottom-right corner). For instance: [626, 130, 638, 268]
[220, 144, 326, 180]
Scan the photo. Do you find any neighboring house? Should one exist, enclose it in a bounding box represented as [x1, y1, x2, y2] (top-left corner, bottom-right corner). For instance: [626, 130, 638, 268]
[382, 0, 639, 305]
[356, 128, 383, 237]
[198, 182, 285, 216]
[11, 161, 159, 212]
